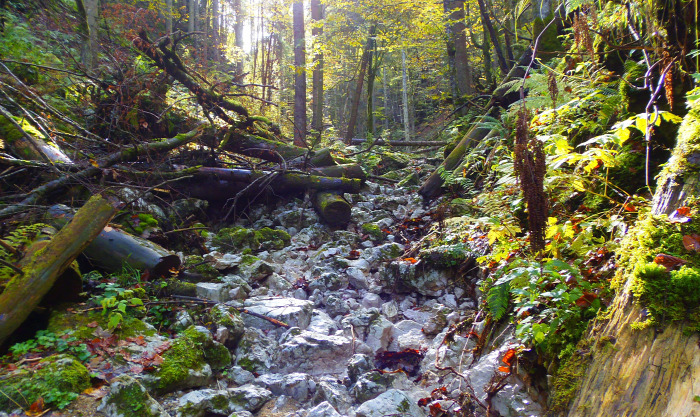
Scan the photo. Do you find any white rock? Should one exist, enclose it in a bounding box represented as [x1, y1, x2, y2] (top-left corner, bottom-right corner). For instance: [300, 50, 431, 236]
[306, 401, 342, 417]
[381, 301, 399, 319]
[347, 267, 369, 289]
[243, 297, 314, 330]
[361, 293, 382, 309]
[196, 282, 232, 303]
[364, 316, 394, 352]
[275, 330, 353, 376]
[355, 389, 427, 417]
[307, 310, 337, 335]
[99, 376, 169, 417]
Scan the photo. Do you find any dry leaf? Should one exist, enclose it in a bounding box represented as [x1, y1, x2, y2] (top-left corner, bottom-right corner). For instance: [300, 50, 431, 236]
[682, 235, 700, 252]
[653, 253, 688, 270]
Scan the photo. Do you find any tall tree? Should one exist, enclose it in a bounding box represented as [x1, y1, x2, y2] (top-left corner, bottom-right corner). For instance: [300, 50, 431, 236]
[232, 0, 244, 76]
[445, 0, 473, 100]
[76, 0, 99, 70]
[293, 0, 307, 147]
[165, 0, 172, 35]
[344, 26, 376, 144]
[188, 0, 195, 34]
[401, 48, 410, 141]
[476, 0, 508, 75]
[311, 0, 324, 133]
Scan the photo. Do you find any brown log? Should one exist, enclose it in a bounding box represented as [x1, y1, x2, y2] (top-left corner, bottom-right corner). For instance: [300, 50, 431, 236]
[419, 48, 534, 200]
[350, 139, 445, 147]
[173, 167, 363, 201]
[312, 191, 351, 227]
[0, 127, 202, 219]
[0, 109, 72, 164]
[309, 163, 366, 180]
[46, 205, 181, 278]
[217, 130, 337, 166]
[0, 195, 118, 345]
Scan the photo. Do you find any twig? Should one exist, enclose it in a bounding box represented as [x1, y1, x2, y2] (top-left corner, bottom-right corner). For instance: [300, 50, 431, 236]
[0, 259, 23, 275]
[169, 295, 291, 328]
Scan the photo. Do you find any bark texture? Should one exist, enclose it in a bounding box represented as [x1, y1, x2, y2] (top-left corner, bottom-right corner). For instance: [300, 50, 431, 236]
[0, 195, 117, 345]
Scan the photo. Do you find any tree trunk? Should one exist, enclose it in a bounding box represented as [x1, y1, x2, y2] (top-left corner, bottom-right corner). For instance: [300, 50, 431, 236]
[401, 48, 411, 142]
[212, 0, 219, 53]
[293, 1, 307, 147]
[366, 38, 377, 137]
[344, 26, 376, 144]
[188, 0, 195, 33]
[446, 0, 473, 98]
[165, 0, 173, 35]
[476, 0, 508, 75]
[47, 206, 181, 278]
[232, 0, 244, 76]
[78, 0, 99, 70]
[564, 99, 700, 417]
[0, 109, 72, 164]
[0, 195, 118, 345]
[312, 192, 352, 227]
[311, 0, 324, 133]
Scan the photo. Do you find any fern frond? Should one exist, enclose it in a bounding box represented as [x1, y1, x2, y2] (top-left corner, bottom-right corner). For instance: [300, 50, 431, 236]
[487, 282, 510, 320]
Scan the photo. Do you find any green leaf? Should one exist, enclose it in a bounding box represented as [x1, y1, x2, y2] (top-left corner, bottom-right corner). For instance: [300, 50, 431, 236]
[487, 282, 510, 321]
[131, 298, 144, 306]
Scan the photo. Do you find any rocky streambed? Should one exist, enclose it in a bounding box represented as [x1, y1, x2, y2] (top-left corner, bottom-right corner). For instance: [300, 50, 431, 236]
[1, 181, 544, 417]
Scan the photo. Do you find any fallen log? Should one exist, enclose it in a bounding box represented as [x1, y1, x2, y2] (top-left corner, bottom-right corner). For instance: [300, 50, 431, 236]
[350, 139, 446, 147]
[0, 109, 72, 164]
[0, 195, 118, 345]
[309, 163, 366, 180]
[46, 205, 181, 278]
[173, 167, 363, 201]
[418, 48, 534, 200]
[313, 192, 352, 227]
[217, 130, 337, 166]
[0, 126, 203, 219]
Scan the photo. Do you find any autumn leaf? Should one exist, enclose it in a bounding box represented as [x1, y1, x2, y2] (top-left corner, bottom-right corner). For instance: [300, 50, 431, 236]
[622, 203, 636, 212]
[26, 398, 45, 416]
[682, 235, 700, 252]
[403, 257, 418, 264]
[498, 365, 511, 373]
[429, 402, 443, 416]
[677, 206, 692, 216]
[653, 253, 688, 270]
[575, 292, 598, 308]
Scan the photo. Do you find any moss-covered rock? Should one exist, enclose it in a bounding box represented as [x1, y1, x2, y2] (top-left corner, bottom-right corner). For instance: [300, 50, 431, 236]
[0, 354, 90, 412]
[419, 243, 476, 269]
[361, 223, 385, 242]
[397, 171, 420, 187]
[547, 340, 591, 414]
[97, 375, 169, 417]
[184, 255, 219, 280]
[210, 304, 245, 348]
[47, 308, 156, 339]
[213, 227, 291, 252]
[154, 326, 231, 393]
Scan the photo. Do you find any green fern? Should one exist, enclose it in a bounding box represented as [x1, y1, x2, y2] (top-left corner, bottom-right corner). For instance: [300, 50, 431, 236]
[487, 282, 510, 320]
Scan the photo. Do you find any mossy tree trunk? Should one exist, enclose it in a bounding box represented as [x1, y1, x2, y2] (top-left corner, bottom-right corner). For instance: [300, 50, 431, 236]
[0, 195, 118, 345]
[312, 192, 352, 227]
[564, 103, 700, 417]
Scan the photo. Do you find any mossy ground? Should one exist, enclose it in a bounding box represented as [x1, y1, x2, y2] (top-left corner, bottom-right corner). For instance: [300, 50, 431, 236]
[613, 204, 700, 332]
[155, 326, 230, 392]
[213, 226, 291, 252]
[0, 354, 90, 412]
[47, 308, 155, 339]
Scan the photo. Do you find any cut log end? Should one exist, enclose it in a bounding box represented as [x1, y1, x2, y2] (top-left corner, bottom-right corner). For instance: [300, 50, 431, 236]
[313, 192, 352, 227]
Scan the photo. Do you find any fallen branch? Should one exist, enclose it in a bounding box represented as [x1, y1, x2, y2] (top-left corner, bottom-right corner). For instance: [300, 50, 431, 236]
[0, 195, 118, 345]
[0, 126, 203, 218]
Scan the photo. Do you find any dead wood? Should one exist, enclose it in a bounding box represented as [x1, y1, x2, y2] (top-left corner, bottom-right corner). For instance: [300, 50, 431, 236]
[0, 126, 203, 219]
[0, 195, 118, 345]
[312, 191, 352, 227]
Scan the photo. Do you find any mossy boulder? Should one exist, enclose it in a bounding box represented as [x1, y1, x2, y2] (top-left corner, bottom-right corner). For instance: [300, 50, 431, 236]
[47, 308, 156, 339]
[0, 354, 90, 412]
[184, 255, 219, 280]
[154, 326, 231, 393]
[213, 227, 291, 252]
[420, 243, 476, 269]
[361, 223, 385, 242]
[210, 304, 245, 348]
[397, 171, 420, 187]
[97, 375, 169, 417]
